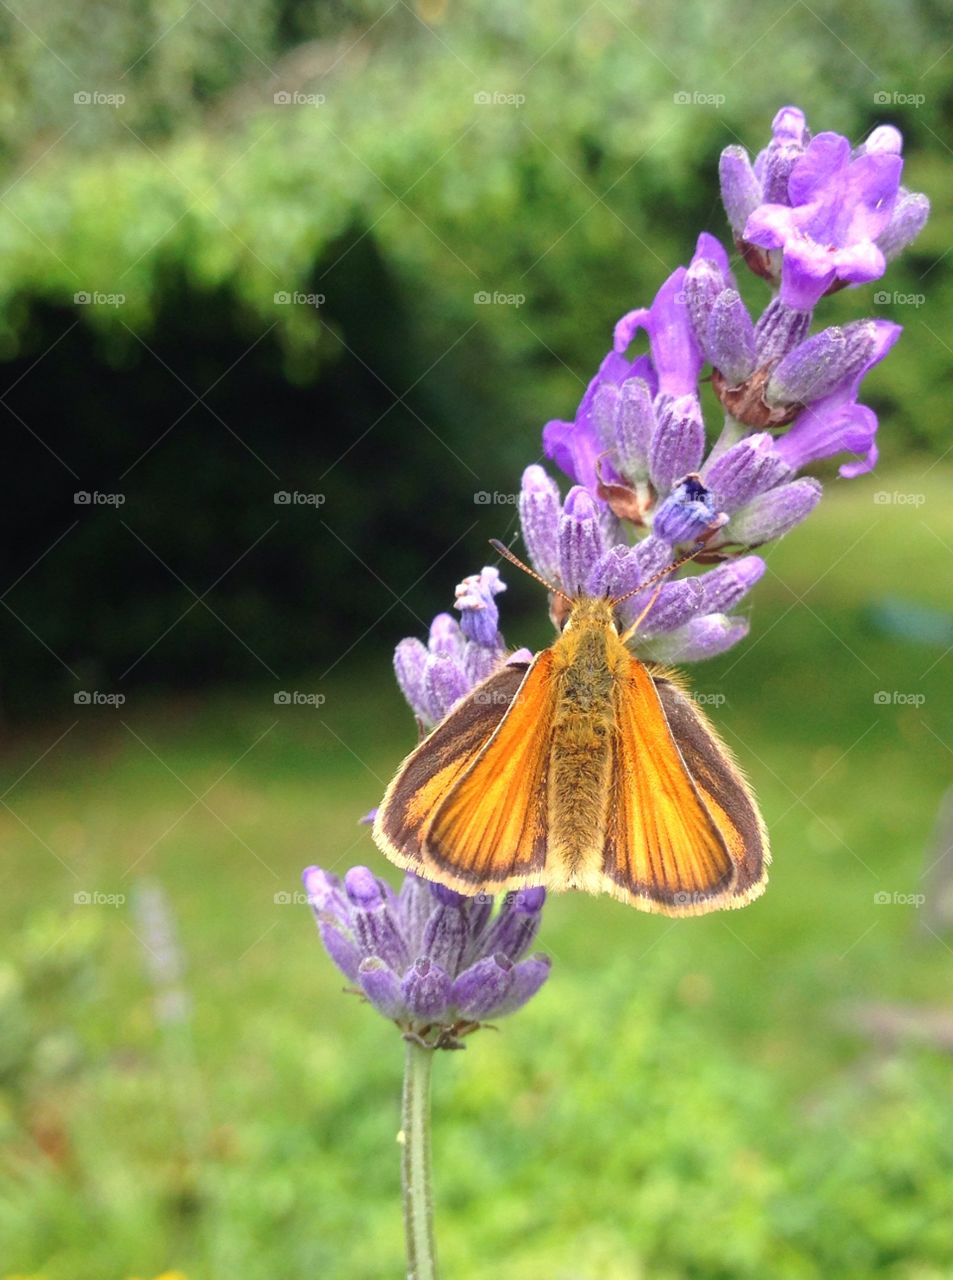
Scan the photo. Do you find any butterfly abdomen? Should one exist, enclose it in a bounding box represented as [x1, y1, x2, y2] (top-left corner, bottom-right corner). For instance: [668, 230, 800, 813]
[547, 612, 622, 883]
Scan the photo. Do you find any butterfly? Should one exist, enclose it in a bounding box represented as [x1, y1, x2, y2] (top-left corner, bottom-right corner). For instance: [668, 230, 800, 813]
[373, 541, 769, 916]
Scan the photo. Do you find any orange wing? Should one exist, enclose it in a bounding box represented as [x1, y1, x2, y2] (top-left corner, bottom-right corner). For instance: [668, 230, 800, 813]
[373, 660, 531, 873]
[421, 650, 558, 893]
[599, 656, 740, 915]
[653, 671, 769, 902]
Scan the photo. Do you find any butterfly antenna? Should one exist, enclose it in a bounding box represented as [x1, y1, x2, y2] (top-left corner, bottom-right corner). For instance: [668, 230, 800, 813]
[489, 538, 572, 605]
[613, 543, 706, 640]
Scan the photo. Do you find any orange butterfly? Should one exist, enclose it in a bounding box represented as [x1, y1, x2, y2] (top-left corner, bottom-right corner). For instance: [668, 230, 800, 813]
[373, 543, 769, 916]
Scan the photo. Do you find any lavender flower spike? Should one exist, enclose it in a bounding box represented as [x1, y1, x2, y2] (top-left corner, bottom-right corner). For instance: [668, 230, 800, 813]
[304, 867, 551, 1049]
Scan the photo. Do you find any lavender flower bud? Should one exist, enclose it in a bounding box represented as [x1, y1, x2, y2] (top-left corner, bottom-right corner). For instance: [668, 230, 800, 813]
[358, 957, 406, 1020]
[519, 465, 561, 583]
[393, 638, 429, 722]
[698, 556, 766, 612]
[638, 613, 751, 664]
[422, 898, 470, 975]
[877, 190, 930, 261]
[759, 105, 808, 203]
[724, 478, 822, 546]
[451, 953, 515, 1020]
[455, 567, 506, 647]
[861, 124, 903, 155]
[719, 146, 762, 235]
[481, 887, 545, 961]
[615, 377, 656, 479]
[397, 874, 438, 955]
[707, 291, 757, 385]
[345, 867, 409, 972]
[428, 612, 464, 657]
[754, 298, 813, 367]
[590, 382, 621, 453]
[492, 954, 552, 1016]
[767, 321, 888, 407]
[703, 433, 792, 511]
[401, 957, 452, 1022]
[558, 486, 605, 595]
[648, 394, 705, 496]
[462, 640, 503, 686]
[683, 257, 730, 361]
[636, 577, 706, 636]
[422, 653, 470, 723]
[653, 476, 725, 547]
[587, 536, 670, 601]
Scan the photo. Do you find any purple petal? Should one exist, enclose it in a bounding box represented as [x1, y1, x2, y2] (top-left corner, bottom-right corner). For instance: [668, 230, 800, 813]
[775, 401, 880, 476]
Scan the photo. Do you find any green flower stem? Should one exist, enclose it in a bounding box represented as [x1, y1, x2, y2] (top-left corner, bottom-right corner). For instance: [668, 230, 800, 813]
[402, 1038, 438, 1280]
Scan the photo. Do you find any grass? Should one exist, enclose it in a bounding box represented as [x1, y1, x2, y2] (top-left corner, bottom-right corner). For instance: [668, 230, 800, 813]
[2, 463, 953, 1279]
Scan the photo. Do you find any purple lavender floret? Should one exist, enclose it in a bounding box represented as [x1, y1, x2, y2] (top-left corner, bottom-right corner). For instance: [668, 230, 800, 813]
[303, 866, 550, 1048]
[721, 108, 928, 307]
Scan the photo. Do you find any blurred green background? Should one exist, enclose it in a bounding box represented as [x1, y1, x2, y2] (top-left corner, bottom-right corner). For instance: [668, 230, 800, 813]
[2, 1, 953, 1277]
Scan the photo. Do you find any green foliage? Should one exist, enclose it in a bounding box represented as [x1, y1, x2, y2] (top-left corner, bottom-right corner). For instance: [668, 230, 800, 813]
[0, 0, 950, 447]
[2, 473, 953, 1277]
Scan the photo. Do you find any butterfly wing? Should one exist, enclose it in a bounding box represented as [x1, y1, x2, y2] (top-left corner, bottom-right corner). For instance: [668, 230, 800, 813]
[373, 659, 532, 873]
[599, 656, 742, 915]
[421, 649, 559, 893]
[653, 671, 769, 901]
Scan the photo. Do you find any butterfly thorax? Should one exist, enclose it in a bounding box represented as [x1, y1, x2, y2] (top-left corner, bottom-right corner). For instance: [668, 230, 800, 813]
[548, 596, 632, 880]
